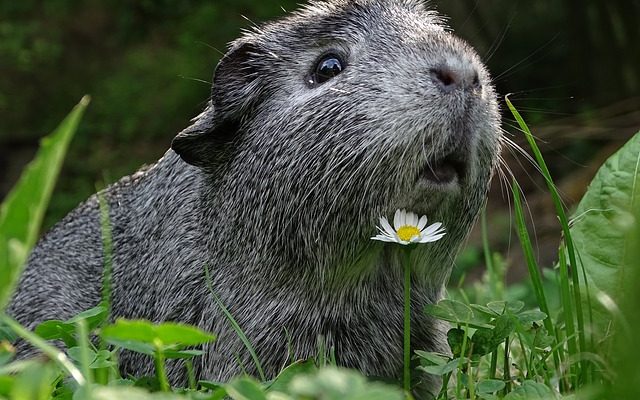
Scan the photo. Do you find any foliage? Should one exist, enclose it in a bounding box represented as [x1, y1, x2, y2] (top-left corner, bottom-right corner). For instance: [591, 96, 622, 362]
[569, 133, 640, 339]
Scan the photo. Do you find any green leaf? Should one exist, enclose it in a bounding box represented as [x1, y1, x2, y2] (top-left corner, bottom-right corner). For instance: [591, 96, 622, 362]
[67, 346, 96, 365]
[447, 328, 468, 357]
[425, 299, 492, 328]
[470, 327, 495, 356]
[487, 301, 524, 315]
[0, 96, 89, 310]
[90, 350, 116, 369]
[0, 375, 14, 397]
[34, 320, 77, 347]
[516, 310, 548, 325]
[101, 319, 216, 348]
[153, 323, 216, 346]
[225, 376, 267, 400]
[288, 367, 403, 400]
[492, 314, 516, 340]
[67, 306, 108, 330]
[418, 358, 462, 376]
[34, 306, 108, 347]
[570, 132, 640, 338]
[503, 380, 556, 399]
[10, 362, 57, 400]
[104, 339, 154, 356]
[91, 386, 185, 400]
[266, 359, 317, 394]
[163, 349, 205, 359]
[415, 350, 450, 367]
[476, 379, 506, 394]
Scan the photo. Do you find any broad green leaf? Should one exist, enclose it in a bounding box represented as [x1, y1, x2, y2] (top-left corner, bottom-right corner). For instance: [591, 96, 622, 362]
[67, 306, 108, 329]
[163, 349, 205, 359]
[418, 358, 462, 376]
[516, 310, 548, 325]
[470, 304, 499, 317]
[487, 300, 524, 315]
[34, 306, 107, 347]
[0, 375, 13, 397]
[288, 367, 404, 400]
[425, 299, 492, 328]
[415, 350, 449, 366]
[225, 376, 267, 400]
[470, 327, 495, 356]
[67, 346, 96, 365]
[90, 350, 116, 369]
[503, 380, 556, 399]
[105, 338, 154, 356]
[476, 379, 506, 394]
[153, 322, 216, 346]
[570, 132, 640, 338]
[492, 314, 516, 340]
[101, 320, 156, 344]
[101, 319, 216, 348]
[92, 386, 185, 400]
[0, 96, 89, 310]
[34, 320, 77, 348]
[266, 359, 316, 394]
[447, 328, 468, 357]
[10, 362, 57, 400]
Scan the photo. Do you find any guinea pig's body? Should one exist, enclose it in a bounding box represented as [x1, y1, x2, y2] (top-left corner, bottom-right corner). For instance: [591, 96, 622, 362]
[8, 0, 501, 396]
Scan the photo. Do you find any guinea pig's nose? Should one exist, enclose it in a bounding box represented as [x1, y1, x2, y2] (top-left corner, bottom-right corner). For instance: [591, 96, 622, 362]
[430, 61, 480, 93]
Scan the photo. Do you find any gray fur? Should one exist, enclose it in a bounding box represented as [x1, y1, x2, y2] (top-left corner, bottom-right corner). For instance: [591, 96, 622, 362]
[8, 0, 501, 397]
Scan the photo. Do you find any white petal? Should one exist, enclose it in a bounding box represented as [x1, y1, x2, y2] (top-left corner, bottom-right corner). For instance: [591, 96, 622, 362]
[393, 209, 402, 230]
[372, 235, 397, 243]
[380, 216, 395, 236]
[421, 222, 443, 236]
[418, 232, 446, 242]
[406, 211, 418, 227]
[400, 209, 408, 227]
[417, 215, 428, 230]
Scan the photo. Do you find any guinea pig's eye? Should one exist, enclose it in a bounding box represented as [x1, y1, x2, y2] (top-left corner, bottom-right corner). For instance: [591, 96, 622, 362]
[311, 54, 344, 85]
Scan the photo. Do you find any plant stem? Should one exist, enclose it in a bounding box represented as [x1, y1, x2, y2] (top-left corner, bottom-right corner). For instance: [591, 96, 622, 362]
[76, 319, 93, 386]
[503, 336, 511, 395]
[489, 348, 498, 379]
[402, 248, 412, 393]
[154, 341, 170, 392]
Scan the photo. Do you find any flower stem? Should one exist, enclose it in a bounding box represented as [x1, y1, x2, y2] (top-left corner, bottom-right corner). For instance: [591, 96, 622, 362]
[402, 248, 412, 392]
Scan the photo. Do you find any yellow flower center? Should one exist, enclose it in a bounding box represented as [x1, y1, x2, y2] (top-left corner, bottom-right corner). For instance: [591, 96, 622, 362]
[397, 225, 420, 242]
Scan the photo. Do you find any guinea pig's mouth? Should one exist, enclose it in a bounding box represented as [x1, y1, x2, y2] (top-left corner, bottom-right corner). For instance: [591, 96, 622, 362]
[418, 153, 467, 185]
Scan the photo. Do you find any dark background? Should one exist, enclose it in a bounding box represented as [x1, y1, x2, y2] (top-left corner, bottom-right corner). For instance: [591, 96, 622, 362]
[1, 0, 638, 278]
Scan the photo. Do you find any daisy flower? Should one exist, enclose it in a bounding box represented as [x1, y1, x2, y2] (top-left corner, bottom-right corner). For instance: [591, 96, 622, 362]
[371, 209, 445, 245]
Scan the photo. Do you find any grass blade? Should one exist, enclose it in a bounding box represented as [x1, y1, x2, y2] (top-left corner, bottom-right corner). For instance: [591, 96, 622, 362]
[511, 180, 562, 375]
[204, 265, 266, 381]
[506, 96, 588, 383]
[0, 315, 86, 386]
[0, 96, 90, 310]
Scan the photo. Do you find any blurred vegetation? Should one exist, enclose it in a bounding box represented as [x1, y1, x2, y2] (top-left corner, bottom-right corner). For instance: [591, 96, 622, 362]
[0, 0, 638, 229]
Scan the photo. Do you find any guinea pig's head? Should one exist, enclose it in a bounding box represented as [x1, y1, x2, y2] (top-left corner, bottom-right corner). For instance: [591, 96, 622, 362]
[172, 0, 501, 271]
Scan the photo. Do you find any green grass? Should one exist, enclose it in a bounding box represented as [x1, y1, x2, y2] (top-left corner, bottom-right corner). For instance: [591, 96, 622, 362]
[0, 99, 638, 399]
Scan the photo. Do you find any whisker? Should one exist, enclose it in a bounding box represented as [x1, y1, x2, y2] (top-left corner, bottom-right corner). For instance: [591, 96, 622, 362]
[493, 34, 559, 82]
[484, 11, 516, 63]
[177, 75, 212, 86]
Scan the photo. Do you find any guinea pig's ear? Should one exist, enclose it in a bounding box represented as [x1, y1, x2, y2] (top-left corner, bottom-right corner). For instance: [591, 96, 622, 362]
[171, 41, 261, 169]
